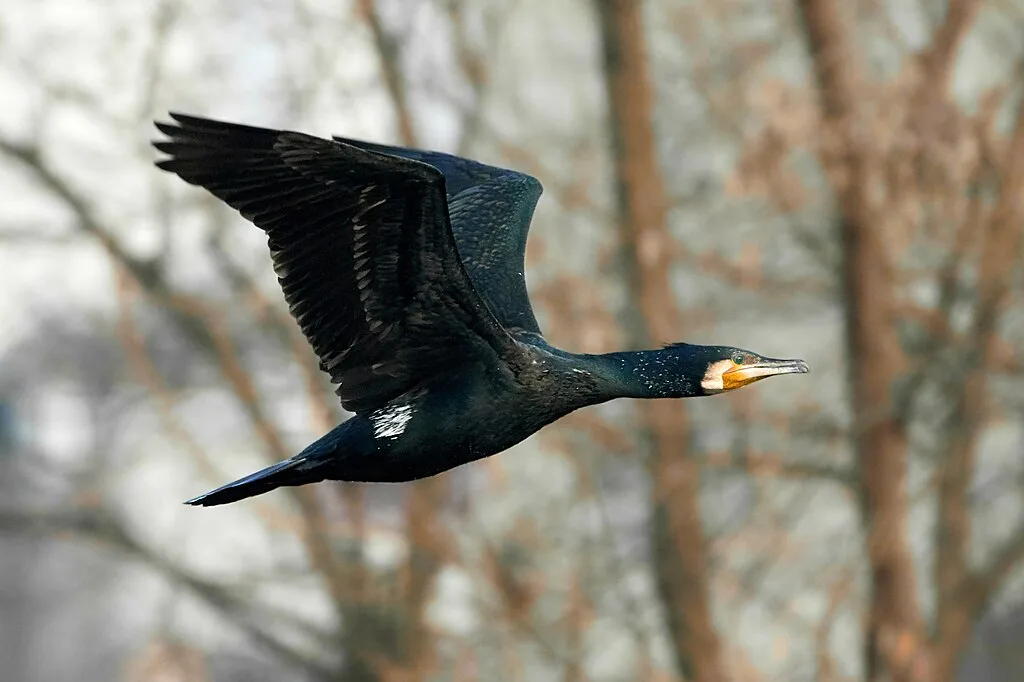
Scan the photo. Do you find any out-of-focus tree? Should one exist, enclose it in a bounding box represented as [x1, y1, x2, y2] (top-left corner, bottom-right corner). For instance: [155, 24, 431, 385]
[742, 1, 1024, 680]
[1, 1, 1023, 681]
[595, 1, 723, 680]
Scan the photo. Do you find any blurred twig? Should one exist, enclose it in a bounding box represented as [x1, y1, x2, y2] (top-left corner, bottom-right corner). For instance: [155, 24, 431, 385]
[357, 0, 416, 147]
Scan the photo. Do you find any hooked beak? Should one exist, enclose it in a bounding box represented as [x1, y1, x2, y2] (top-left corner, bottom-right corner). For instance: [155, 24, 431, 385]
[722, 358, 809, 390]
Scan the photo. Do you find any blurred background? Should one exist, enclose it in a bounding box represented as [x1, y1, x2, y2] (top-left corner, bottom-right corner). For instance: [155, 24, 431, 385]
[1, 1, 1023, 681]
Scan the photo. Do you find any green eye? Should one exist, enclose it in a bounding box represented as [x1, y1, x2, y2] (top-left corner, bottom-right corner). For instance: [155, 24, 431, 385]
[731, 352, 745, 365]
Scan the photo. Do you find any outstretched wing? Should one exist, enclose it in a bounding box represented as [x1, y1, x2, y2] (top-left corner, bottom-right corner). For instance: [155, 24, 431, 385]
[154, 113, 523, 414]
[333, 137, 544, 335]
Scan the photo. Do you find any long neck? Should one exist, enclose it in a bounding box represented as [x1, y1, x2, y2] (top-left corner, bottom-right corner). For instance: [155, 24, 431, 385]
[574, 347, 705, 400]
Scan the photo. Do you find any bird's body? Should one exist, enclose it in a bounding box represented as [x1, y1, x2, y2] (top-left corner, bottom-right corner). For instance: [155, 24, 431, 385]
[285, 346, 597, 481]
[154, 114, 808, 506]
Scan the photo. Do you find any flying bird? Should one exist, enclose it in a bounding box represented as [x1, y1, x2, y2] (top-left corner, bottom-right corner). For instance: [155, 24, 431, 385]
[153, 114, 808, 506]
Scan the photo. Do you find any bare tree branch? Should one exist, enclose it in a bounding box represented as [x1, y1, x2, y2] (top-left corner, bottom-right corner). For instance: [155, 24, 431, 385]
[919, 0, 983, 93]
[0, 130, 357, 649]
[0, 506, 337, 680]
[931, 93, 1024, 681]
[357, 0, 416, 147]
[0, 136, 158, 287]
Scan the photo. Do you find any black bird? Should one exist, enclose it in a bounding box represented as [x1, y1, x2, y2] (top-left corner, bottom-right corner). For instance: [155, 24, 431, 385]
[153, 114, 808, 506]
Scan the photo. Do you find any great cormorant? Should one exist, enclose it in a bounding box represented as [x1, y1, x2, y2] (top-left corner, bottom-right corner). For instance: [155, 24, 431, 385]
[153, 114, 808, 506]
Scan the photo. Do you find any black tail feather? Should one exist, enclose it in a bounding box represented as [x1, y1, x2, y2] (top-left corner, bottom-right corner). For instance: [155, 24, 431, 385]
[186, 420, 369, 506]
[185, 455, 324, 507]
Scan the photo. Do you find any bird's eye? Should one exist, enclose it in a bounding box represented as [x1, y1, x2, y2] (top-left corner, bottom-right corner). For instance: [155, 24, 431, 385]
[731, 352, 745, 365]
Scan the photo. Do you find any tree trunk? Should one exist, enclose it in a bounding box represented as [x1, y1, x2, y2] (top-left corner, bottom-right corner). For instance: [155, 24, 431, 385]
[594, 1, 725, 680]
[795, 2, 924, 680]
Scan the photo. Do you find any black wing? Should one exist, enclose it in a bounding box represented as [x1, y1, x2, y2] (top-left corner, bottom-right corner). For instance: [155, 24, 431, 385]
[154, 113, 524, 414]
[333, 137, 544, 335]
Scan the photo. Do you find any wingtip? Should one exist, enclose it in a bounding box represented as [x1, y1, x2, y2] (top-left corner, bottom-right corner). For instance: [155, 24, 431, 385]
[152, 112, 217, 136]
[153, 158, 178, 173]
[167, 111, 200, 125]
[153, 121, 179, 137]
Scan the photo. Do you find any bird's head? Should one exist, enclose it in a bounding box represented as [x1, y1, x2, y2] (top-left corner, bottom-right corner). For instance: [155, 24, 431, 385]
[581, 343, 810, 402]
[688, 344, 809, 394]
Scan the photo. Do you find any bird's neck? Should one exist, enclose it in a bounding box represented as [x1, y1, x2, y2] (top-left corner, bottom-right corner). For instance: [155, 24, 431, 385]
[576, 346, 706, 400]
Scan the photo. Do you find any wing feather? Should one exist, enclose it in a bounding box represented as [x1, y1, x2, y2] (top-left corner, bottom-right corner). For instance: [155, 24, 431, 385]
[155, 114, 523, 413]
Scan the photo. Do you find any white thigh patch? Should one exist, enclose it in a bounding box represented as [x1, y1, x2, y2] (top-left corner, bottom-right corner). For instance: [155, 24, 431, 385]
[371, 404, 414, 439]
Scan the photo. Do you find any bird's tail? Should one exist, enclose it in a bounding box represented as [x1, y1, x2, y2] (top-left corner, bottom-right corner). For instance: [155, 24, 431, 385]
[185, 450, 328, 507]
